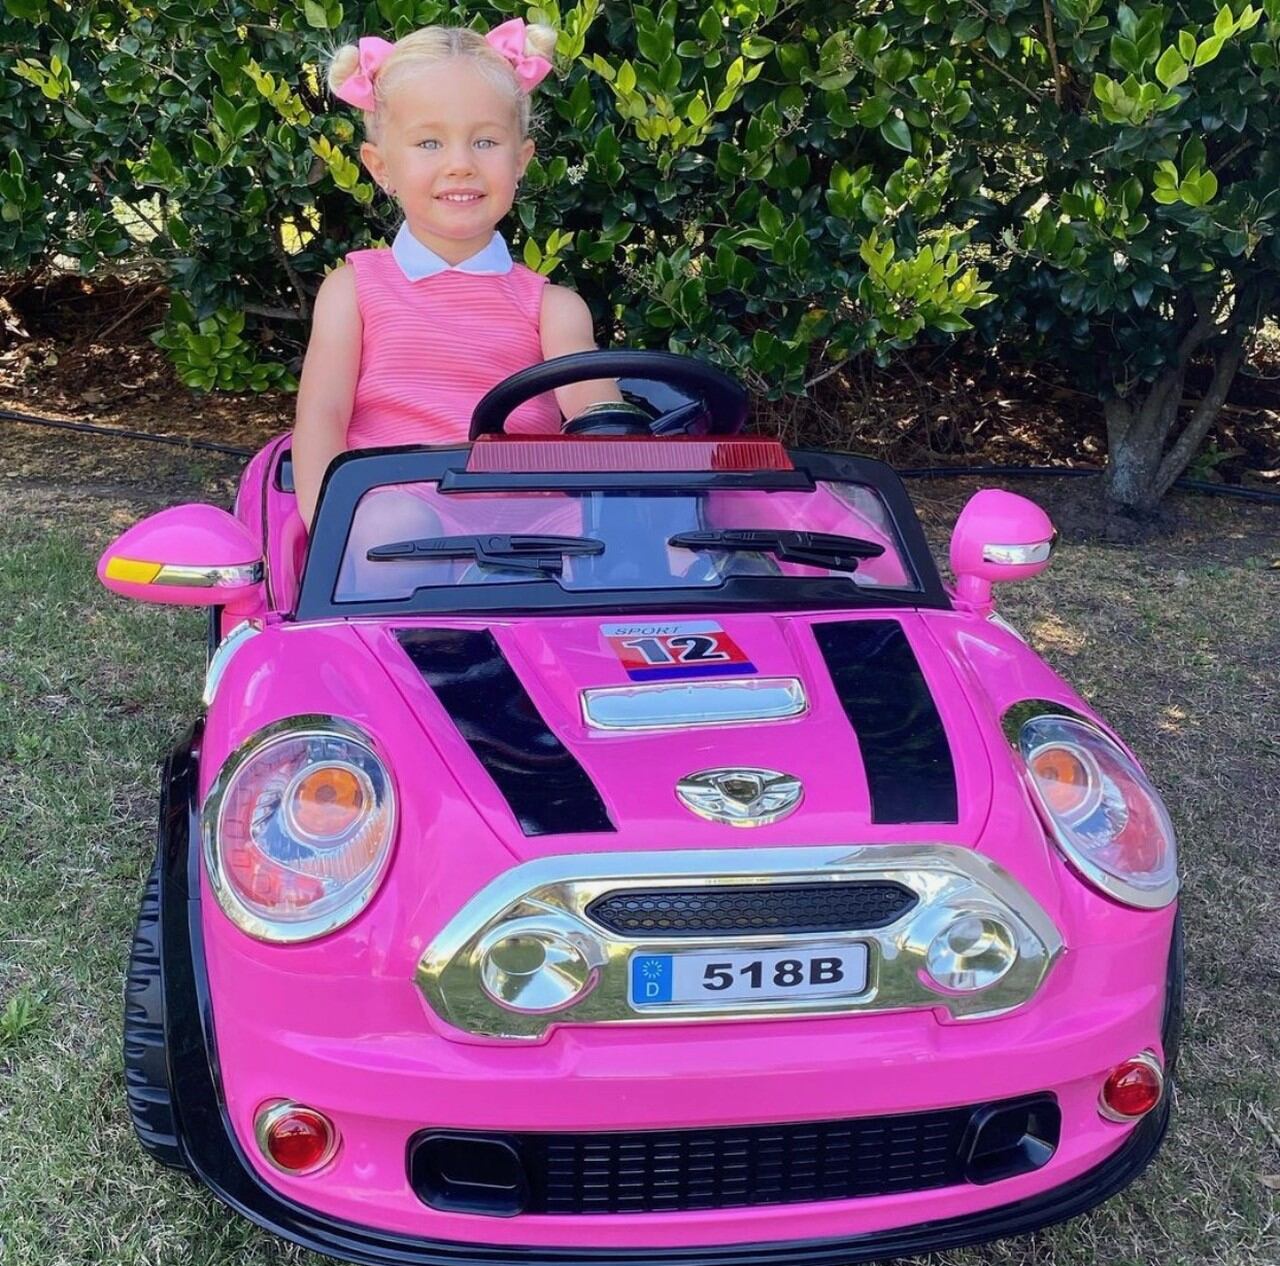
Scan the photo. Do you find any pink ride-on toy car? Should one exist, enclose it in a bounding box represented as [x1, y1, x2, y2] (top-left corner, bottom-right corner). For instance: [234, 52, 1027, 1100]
[100, 351, 1181, 1265]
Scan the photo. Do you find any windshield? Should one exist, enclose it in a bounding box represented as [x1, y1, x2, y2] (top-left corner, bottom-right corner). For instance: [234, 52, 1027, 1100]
[333, 480, 919, 603]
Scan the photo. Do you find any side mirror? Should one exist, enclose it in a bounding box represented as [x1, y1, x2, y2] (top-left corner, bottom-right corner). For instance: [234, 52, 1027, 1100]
[949, 489, 1055, 610]
[97, 505, 264, 614]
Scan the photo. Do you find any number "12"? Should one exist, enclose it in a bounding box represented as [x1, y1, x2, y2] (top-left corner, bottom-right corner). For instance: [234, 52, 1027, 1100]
[622, 635, 730, 665]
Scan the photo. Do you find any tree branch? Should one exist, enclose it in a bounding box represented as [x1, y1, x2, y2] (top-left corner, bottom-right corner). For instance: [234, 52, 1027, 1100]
[972, 50, 1042, 103]
[805, 355, 854, 390]
[1175, 291, 1219, 360]
[1155, 327, 1247, 496]
[1041, 0, 1064, 107]
[243, 302, 308, 322]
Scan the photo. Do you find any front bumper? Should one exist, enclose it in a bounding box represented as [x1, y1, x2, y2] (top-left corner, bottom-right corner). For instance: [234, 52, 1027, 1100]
[159, 735, 1180, 1265]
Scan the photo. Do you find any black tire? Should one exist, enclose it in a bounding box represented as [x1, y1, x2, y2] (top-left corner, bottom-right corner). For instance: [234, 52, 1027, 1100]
[122, 853, 189, 1170]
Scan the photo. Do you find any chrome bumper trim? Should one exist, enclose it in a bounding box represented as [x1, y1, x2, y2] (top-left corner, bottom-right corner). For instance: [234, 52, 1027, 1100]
[417, 845, 1063, 1041]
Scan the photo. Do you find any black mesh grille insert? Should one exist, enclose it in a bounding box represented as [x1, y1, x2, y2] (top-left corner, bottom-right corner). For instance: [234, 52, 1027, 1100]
[585, 881, 917, 938]
[410, 1105, 975, 1215]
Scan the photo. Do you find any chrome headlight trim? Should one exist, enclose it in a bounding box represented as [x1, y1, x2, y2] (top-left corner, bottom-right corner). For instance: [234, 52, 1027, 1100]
[417, 845, 1063, 1041]
[1002, 701, 1179, 910]
[202, 619, 260, 707]
[201, 715, 397, 943]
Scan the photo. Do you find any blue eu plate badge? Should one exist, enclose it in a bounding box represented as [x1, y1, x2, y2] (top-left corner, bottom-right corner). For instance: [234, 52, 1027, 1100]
[631, 954, 673, 1005]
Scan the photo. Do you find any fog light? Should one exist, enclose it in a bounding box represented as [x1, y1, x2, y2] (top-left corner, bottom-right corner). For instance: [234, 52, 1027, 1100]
[924, 913, 1017, 992]
[1099, 1051, 1164, 1121]
[478, 918, 601, 1014]
[255, 1100, 338, 1174]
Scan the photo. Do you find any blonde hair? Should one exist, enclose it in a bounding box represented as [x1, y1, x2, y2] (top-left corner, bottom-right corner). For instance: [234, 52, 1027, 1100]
[328, 24, 556, 141]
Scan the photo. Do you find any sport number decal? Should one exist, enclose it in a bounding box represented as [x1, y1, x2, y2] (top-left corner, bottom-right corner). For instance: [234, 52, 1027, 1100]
[601, 621, 756, 682]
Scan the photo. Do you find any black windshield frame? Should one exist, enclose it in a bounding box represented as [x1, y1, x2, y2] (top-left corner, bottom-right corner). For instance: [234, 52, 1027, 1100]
[293, 444, 951, 621]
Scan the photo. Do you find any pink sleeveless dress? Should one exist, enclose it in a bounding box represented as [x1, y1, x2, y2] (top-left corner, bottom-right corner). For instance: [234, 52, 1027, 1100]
[344, 248, 561, 447]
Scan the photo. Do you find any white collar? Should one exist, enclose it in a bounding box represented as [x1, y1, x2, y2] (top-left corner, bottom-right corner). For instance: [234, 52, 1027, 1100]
[391, 224, 513, 279]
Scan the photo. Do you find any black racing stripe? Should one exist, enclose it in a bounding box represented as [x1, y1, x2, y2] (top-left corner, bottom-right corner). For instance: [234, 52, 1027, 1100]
[812, 620, 958, 824]
[396, 629, 614, 836]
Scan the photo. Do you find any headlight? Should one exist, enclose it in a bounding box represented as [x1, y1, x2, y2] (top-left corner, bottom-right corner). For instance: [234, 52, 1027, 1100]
[1016, 713, 1177, 909]
[924, 913, 1018, 992]
[203, 717, 396, 941]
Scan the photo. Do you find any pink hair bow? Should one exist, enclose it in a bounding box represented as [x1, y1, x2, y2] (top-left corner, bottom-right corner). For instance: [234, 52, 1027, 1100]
[485, 18, 552, 92]
[334, 36, 396, 111]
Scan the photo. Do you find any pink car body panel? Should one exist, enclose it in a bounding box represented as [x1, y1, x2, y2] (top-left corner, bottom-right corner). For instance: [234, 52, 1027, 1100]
[196, 599, 1175, 1245]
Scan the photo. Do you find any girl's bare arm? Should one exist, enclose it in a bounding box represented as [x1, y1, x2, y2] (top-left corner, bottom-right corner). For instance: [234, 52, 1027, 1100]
[293, 264, 362, 528]
[539, 284, 621, 420]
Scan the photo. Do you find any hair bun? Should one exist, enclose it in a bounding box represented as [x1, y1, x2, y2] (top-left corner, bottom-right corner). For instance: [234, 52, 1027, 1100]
[327, 43, 362, 95]
[523, 22, 558, 62]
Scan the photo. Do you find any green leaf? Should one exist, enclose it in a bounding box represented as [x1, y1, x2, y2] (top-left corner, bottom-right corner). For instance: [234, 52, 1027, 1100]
[191, 134, 219, 166]
[522, 237, 543, 269]
[1213, 4, 1233, 36]
[1193, 34, 1225, 66]
[1155, 45, 1187, 88]
[879, 116, 912, 152]
[986, 24, 1012, 57]
[861, 187, 887, 221]
[303, 0, 330, 29]
[741, 36, 774, 58]
[857, 97, 891, 127]
[212, 91, 237, 135]
[233, 102, 260, 139]
[952, 15, 985, 43]
[1178, 29, 1197, 59]
[758, 198, 784, 239]
[1110, 35, 1143, 74]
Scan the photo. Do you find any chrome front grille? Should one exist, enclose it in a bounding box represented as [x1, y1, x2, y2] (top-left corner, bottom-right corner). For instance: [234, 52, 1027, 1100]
[585, 881, 917, 938]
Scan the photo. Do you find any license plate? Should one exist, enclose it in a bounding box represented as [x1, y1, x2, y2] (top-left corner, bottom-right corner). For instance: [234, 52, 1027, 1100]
[629, 944, 869, 1008]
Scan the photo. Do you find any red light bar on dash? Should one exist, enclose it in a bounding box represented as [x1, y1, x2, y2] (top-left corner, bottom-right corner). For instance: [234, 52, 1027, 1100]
[467, 437, 793, 474]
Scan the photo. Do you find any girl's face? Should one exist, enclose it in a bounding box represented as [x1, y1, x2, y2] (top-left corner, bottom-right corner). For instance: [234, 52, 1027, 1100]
[361, 58, 534, 263]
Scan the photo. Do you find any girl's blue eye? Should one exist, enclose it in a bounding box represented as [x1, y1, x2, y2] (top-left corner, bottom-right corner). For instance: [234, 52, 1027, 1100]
[418, 139, 440, 150]
[475, 139, 497, 149]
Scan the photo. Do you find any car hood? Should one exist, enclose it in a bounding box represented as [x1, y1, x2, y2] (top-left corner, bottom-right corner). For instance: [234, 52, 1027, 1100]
[362, 610, 997, 862]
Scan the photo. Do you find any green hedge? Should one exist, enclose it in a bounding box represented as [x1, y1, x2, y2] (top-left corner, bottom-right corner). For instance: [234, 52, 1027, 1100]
[3, 0, 992, 392]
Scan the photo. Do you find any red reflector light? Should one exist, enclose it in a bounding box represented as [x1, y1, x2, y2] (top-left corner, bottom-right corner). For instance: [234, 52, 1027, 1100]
[467, 436, 793, 473]
[1099, 1053, 1163, 1121]
[256, 1101, 338, 1174]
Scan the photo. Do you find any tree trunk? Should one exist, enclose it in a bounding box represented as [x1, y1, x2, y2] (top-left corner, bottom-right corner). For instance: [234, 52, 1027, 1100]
[1101, 307, 1250, 516]
[1101, 367, 1184, 515]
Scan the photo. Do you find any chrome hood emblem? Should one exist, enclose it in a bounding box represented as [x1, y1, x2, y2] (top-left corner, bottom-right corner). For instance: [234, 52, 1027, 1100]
[676, 767, 803, 827]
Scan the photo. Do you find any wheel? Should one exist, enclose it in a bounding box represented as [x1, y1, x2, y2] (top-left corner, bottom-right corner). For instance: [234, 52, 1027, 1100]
[121, 852, 188, 1170]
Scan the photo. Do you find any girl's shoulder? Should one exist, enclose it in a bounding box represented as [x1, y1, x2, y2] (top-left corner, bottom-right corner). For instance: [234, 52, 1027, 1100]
[344, 245, 395, 272]
[502, 262, 551, 324]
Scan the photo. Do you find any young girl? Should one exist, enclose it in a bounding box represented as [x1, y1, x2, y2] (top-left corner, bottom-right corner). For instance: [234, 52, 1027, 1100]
[293, 19, 617, 527]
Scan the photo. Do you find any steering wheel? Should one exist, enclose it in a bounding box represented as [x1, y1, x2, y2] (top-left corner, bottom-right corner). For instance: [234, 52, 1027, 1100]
[469, 350, 749, 440]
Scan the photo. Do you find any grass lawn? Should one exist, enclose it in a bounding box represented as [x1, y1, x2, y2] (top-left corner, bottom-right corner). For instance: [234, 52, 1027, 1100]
[0, 484, 1277, 1266]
